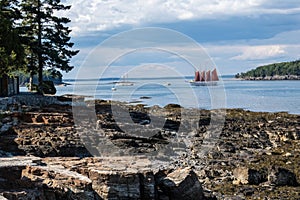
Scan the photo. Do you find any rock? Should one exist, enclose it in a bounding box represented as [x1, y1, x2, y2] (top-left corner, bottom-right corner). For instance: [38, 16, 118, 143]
[0, 157, 101, 200]
[0, 157, 41, 190]
[222, 195, 245, 200]
[268, 166, 298, 186]
[164, 104, 182, 109]
[86, 156, 156, 200]
[1, 117, 11, 123]
[12, 110, 91, 157]
[0, 195, 8, 200]
[1, 96, 300, 199]
[233, 167, 267, 185]
[38, 81, 56, 95]
[158, 168, 205, 200]
[0, 123, 11, 133]
[240, 187, 255, 196]
[284, 152, 292, 157]
[90, 169, 154, 199]
[22, 165, 95, 199]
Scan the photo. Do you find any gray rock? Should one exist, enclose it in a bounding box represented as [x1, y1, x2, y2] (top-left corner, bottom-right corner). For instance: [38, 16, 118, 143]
[268, 166, 298, 186]
[159, 168, 205, 200]
[233, 167, 267, 185]
[0, 123, 12, 133]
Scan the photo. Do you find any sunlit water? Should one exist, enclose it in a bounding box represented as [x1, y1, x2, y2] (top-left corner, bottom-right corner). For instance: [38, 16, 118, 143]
[21, 76, 300, 114]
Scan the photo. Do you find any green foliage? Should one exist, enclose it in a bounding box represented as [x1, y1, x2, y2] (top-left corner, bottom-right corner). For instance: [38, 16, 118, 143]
[20, 0, 79, 84]
[236, 60, 300, 78]
[0, 0, 25, 76]
[12, 69, 63, 86]
[0, 0, 78, 84]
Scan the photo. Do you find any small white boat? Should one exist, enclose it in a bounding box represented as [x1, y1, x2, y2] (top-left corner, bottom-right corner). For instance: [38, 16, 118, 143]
[115, 73, 134, 86]
[111, 87, 117, 91]
[115, 82, 134, 86]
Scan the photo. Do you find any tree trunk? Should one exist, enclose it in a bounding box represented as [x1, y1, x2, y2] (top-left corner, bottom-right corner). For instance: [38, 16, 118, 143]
[28, 71, 34, 91]
[37, 0, 43, 85]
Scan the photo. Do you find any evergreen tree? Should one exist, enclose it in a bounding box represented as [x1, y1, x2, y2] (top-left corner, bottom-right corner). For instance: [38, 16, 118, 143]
[0, 0, 25, 76]
[20, 0, 79, 85]
[236, 60, 300, 78]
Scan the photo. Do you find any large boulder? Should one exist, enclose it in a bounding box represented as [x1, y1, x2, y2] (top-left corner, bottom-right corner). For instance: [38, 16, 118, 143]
[38, 81, 56, 95]
[233, 167, 267, 185]
[158, 168, 206, 200]
[268, 166, 298, 186]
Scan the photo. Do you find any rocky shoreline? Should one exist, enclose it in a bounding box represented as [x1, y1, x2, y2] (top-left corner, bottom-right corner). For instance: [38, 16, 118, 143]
[237, 75, 300, 80]
[0, 94, 299, 199]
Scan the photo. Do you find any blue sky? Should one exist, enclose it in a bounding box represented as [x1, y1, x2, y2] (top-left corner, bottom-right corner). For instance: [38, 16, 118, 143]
[62, 0, 300, 78]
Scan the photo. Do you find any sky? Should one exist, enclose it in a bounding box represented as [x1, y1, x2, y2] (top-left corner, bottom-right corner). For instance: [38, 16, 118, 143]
[61, 0, 300, 79]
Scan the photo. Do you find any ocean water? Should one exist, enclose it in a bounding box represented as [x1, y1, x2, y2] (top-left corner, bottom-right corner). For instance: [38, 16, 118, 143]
[34, 76, 299, 114]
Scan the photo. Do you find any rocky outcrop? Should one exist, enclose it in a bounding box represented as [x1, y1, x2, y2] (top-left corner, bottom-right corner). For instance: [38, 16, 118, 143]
[0, 157, 98, 200]
[0, 156, 206, 200]
[0, 96, 300, 199]
[157, 168, 205, 200]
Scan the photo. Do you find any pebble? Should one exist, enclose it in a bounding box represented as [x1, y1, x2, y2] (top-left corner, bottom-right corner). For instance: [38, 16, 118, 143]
[284, 152, 292, 157]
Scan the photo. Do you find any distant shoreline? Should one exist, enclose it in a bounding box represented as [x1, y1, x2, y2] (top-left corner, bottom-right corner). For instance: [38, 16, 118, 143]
[19, 81, 71, 87]
[236, 75, 300, 81]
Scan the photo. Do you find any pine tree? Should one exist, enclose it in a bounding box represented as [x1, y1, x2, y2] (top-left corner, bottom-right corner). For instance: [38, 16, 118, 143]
[20, 0, 79, 85]
[0, 0, 25, 76]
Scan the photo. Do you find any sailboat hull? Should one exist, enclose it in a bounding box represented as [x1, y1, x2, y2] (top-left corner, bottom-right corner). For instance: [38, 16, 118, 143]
[115, 82, 134, 86]
[189, 81, 218, 86]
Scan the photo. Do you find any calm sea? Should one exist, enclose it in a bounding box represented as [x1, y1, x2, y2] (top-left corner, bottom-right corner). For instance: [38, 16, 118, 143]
[24, 75, 300, 114]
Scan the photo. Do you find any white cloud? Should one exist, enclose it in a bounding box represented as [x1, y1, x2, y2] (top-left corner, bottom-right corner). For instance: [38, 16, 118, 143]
[204, 29, 300, 62]
[65, 29, 300, 78]
[231, 45, 285, 60]
[200, 29, 300, 74]
[65, 0, 300, 36]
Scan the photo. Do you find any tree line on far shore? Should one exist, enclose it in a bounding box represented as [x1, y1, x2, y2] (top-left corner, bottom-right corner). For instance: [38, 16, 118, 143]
[14, 69, 63, 87]
[0, 0, 78, 92]
[235, 60, 300, 79]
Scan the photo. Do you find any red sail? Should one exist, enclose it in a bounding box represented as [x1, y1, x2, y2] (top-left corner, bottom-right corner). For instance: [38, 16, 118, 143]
[211, 68, 219, 81]
[195, 71, 200, 81]
[200, 71, 205, 81]
[205, 70, 211, 82]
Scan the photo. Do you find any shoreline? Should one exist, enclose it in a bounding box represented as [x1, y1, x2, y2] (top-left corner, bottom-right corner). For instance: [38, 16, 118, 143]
[0, 94, 299, 199]
[236, 75, 300, 81]
[4, 92, 300, 115]
[19, 81, 72, 88]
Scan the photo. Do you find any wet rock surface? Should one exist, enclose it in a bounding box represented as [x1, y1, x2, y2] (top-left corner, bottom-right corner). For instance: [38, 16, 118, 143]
[0, 94, 299, 199]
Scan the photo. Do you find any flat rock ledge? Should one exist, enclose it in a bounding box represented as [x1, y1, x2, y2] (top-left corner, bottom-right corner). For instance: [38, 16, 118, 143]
[0, 156, 206, 200]
[1, 95, 300, 199]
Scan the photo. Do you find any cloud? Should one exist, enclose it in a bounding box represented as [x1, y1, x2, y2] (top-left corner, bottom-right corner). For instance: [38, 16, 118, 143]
[60, 0, 300, 78]
[65, 28, 300, 78]
[200, 28, 300, 74]
[65, 0, 300, 36]
[231, 45, 286, 60]
[204, 29, 300, 62]
[249, 29, 300, 45]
